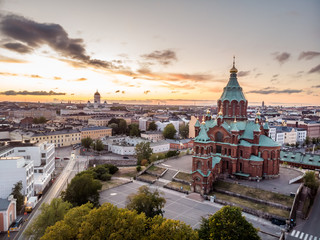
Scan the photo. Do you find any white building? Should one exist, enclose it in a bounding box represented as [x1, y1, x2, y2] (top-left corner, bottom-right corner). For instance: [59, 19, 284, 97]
[102, 136, 169, 156]
[0, 156, 34, 200]
[296, 128, 307, 143]
[141, 131, 164, 142]
[139, 117, 151, 131]
[156, 120, 180, 136]
[0, 141, 55, 196]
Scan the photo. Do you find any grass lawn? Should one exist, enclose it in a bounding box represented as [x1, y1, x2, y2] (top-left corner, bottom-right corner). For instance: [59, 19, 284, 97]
[174, 172, 192, 183]
[138, 173, 157, 182]
[213, 192, 290, 219]
[113, 166, 145, 179]
[166, 181, 191, 191]
[213, 180, 294, 207]
[147, 165, 167, 175]
[99, 178, 130, 192]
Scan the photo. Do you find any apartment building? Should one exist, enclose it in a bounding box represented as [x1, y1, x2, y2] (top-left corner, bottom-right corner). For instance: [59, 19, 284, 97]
[31, 129, 81, 147]
[81, 126, 112, 140]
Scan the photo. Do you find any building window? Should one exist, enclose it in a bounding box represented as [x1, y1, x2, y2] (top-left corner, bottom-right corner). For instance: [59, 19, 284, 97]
[215, 131, 223, 142]
[197, 161, 201, 169]
[216, 145, 222, 153]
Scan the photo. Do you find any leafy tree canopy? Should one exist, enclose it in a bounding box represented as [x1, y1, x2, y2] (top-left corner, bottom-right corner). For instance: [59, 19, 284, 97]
[24, 198, 72, 240]
[148, 121, 157, 131]
[303, 171, 319, 195]
[198, 206, 260, 240]
[41, 202, 198, 240]
[126, 185, 166, 218]
[62, 173, 102, 207]
[81, 137, 93, 149]
[11, 181, 24, 212]
[163, 123, 177, 139]
[129, 123, 140, 137]
[135, 142, 153, 165]
[92, 139, 104, 151]
[180, 123, 189, 139]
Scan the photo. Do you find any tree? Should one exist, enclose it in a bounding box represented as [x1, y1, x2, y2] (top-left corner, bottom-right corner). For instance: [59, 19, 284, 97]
[119, 119, 128, 134]
[108, 123, 119, 135]
[41, 203, 93, 240]
[126, 185, 166, 218]
[41, 202, 197, 240]
[303, 171, 319, 196]
[135, 142, 153, 165]
[199, 206, 260, 240]
[10, 181, 24, 213]
[38, 116, 47, 124]
[94, 139, 104, 151]
[180, 123, 189, 139]
[148, 121, 157, 131]
[163, 123, 177, 139]
[305, 136, 310, 146]
[198, 217, 210, 240]
[312, 137, 317, 145]
[81, 137, 93, 149]
[129, 123, 140, 137]
[24, 198, 72, 240]
[62, 173, 102, 207]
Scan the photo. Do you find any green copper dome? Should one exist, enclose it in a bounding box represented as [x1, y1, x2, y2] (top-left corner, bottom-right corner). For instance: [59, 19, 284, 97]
[194, 123, 210, 142]
[195, 119, 200, 127]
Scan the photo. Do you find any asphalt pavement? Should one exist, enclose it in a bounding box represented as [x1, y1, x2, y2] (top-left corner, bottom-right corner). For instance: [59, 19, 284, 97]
[286, 190, 320, 240]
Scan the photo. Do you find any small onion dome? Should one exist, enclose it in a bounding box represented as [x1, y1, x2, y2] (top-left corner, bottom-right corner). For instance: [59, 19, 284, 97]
[230, 56, 238, 73]
[201, 116, 206, 124]
[206, 109, 211, 115]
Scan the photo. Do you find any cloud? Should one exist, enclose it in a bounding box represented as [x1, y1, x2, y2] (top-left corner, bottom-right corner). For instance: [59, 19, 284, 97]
[0, 72, 18, 76]
[0, 90, 66, 95]
[272, 74, 279, 78]
[247, 87, 302, 94]
[2, 42, 33, 53]
[75, 77, 87, 81]
[0, 54, 28, 63]
[312, 85, 320, 88]
[0, 14, 122, 70]
[115, 90, 120, 93]
[308, 64, 320, 74]
[54, 76, 62, 80]
[141, 49, 177, 65]
[144, 90, 150, 94]
[30, 74, 42, 78]
[255, 73, 262, 78]
[122, 91, 125, 94]
[273, 52, 290, 64]
[171, 90, 179, 93]
[237, 71, 250, 77]
[298, 51, 320, 60]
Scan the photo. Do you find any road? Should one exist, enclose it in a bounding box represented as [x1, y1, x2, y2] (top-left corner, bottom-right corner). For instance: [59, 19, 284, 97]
[100, 181, 282, 240]
[13, 147, 89, 240]
[286, 190, 320, 240]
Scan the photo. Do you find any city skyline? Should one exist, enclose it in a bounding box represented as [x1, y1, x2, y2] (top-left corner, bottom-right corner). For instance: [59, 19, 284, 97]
[0, 0, 319, 106]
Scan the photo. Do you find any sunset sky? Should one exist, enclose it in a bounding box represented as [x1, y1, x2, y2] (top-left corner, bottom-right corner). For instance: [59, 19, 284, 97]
[0, 0, 319, 106]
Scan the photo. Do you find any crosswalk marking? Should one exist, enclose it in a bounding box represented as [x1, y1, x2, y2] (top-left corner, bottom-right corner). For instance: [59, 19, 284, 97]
[290, 230, 319, 240]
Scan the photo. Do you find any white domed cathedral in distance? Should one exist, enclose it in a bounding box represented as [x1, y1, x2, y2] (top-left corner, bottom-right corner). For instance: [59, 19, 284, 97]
[86, 90, 109, 110]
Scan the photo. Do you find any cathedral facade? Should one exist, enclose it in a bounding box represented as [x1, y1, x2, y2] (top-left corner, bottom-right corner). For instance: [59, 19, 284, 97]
[191, 60, 281, 194]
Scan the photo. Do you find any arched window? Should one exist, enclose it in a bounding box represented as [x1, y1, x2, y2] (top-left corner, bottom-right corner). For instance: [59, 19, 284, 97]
[197, 161, 202, 169]
[195, 146, 199, 154]
[207, 161, 211, 168]
[210, 146, 213, 153]
[195, 177, 200, 182]
[228, 149, 231, 156]
[240, 150, 243, 157]
[215, 131, 223, 142]
[201, 148, 204, 155]
[216, 145, 222, 153]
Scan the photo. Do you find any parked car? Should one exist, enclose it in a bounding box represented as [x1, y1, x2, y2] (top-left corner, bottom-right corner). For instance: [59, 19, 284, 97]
[9, 217, 23, 231]
[63, 157, 70, 160]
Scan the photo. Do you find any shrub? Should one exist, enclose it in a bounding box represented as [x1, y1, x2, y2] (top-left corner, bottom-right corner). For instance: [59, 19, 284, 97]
[102, 164, 119, 174]
[165, 150, 179, 158]
[100, 173, 112, 181]
[141, 159, 149, 166]
[136, 165, 142, 172]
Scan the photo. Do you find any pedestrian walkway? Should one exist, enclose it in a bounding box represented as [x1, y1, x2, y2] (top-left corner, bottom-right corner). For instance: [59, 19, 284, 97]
[161, 169, 178, 181]
[186, 193, 204, 202]
[290, 230, 319, 240]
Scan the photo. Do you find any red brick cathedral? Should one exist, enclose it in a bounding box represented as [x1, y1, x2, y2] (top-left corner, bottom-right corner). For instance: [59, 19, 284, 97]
[191, 59, 281, 194]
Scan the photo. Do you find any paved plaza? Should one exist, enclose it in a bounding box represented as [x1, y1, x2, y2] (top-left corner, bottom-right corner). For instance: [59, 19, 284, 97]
[158, 155, 303, 195]
[100, 181, 282, 239]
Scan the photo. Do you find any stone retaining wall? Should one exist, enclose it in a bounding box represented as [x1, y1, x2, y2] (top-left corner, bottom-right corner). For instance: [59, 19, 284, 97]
[164, 184, 189, 194]
[89, 159, 136, 167]
[213, 198, 287, 221]
[213, 189, 291, 211]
